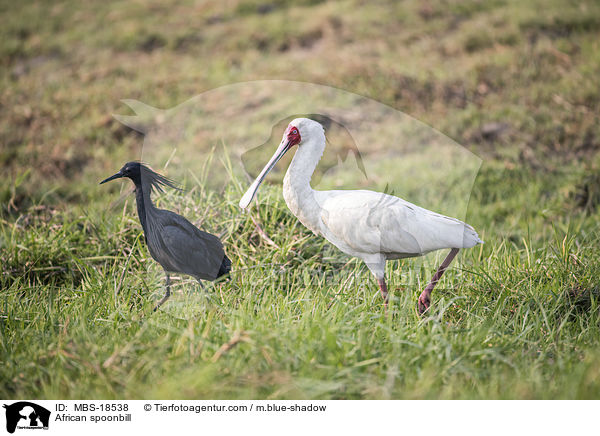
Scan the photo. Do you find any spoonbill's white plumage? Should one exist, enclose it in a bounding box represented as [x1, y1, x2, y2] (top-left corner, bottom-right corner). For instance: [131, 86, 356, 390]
[240, 118, 483, 314]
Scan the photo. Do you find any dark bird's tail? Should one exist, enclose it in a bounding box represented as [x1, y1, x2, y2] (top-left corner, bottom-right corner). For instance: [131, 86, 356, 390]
[217, 254, 231, 279]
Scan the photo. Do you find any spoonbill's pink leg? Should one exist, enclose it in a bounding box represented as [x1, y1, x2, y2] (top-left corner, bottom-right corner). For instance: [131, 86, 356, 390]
[377, 278, 389, 311]
[417, 248, 459, 315]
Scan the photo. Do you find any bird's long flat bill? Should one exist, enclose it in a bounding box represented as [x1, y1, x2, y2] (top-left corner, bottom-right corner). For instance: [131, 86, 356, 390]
[99, 171, 123, 185]
[239, 140, 291, 209]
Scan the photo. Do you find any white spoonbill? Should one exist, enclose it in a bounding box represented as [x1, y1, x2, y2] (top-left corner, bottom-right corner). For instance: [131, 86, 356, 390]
[239, 118, 483, 314]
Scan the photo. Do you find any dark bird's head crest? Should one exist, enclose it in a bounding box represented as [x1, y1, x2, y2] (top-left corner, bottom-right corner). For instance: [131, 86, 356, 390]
[100, 161, 180, 193]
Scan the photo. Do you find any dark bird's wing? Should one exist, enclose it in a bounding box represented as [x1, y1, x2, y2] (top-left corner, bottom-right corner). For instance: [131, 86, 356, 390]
[150, 209, 227, 281]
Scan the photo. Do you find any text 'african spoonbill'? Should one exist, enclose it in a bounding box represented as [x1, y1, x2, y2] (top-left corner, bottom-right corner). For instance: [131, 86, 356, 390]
[239, 118, 483, 314]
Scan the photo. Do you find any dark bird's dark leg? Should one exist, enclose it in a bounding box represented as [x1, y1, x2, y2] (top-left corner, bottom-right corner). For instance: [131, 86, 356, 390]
[417, 248, 459, 316]
[153, 272, 171, 312]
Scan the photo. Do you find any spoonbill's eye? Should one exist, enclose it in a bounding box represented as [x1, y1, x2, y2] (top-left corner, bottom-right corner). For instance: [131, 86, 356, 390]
[291, 129, 298, 134]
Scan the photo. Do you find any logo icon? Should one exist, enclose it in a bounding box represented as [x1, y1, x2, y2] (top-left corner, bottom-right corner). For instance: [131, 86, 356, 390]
[3, 402, 50, 434]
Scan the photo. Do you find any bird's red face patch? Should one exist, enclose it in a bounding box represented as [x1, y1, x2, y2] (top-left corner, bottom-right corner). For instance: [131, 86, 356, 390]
[286, 125, 301, 146]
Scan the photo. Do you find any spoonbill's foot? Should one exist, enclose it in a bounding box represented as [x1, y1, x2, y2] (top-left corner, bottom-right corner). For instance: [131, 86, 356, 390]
[377, 277, 389, 316]
[417, 293, 430, 316]
[417, 248, 460, 316]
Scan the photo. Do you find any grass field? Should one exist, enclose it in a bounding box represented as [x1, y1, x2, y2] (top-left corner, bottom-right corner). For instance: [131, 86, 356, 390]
[2, 0, 600, 399]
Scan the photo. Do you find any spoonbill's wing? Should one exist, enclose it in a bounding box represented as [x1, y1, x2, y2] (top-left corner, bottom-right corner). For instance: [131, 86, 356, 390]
[316, 190, 482, 258]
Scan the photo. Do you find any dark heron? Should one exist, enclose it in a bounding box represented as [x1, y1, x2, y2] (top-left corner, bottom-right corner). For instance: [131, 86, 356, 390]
[100, 162, 231, 310]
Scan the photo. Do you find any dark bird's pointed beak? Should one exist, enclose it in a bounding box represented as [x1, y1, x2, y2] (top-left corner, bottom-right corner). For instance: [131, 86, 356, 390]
[99, 171, 123, 185]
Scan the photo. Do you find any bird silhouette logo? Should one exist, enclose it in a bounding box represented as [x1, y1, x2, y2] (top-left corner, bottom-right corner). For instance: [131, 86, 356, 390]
[3, 402, 50, 433]
[112, 80, 482, 298]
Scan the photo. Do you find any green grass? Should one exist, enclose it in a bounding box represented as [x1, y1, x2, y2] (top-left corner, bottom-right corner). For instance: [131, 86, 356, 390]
[1, 0, 600, 399]
[2, 158, 600, 399]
